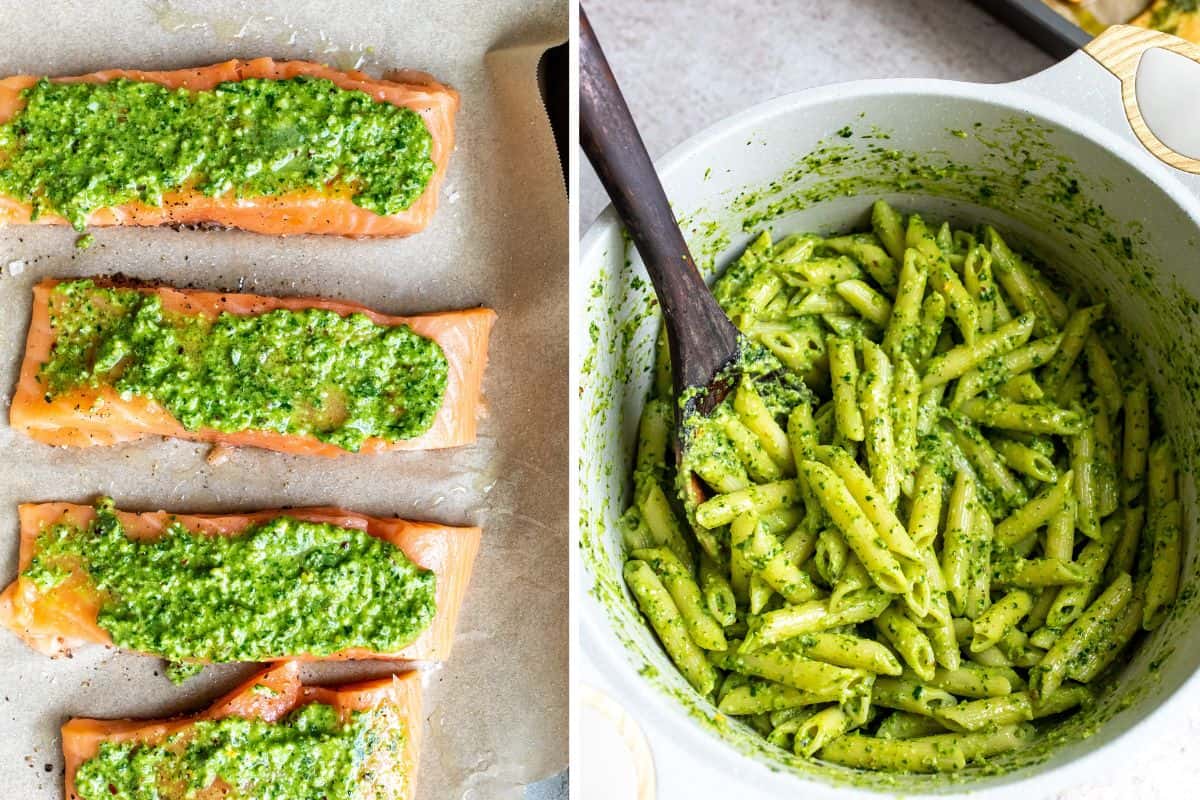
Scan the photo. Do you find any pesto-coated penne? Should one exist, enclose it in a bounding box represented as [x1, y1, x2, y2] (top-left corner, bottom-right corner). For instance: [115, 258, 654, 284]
[830, 556, 874, 611]
[928, 616, 961, 672]
[1143, 499, 1182, 631]
[893, 356, 921, 481]
[622, 210, 1181, 774]
[994, 470, 1073, 546]
[921, 312, 1034, 391]
[837, 279, 893, 326]
[1106, 505, 1144, 585]
[827, 336, 865, 442]
[951, 332, 1062, 408]
[913, 292, 948, 368]
[1092, 403, 1119, 518]
[971, 590, 1034, 653]
[1084, 334, 1123, 417]
[823, 233, 899, 291]
[882, 249, 929, 361]
[1041, 305, 1104, 396]
[747, 591, 892, 649]
[935, 692, 1033, 732]
[877, 605, 937, 681]
[695, 480, 803, 529]
[818, 734, 966, 772]
[997, 372, 1044, 402]
[1043, 495, 1075, 561]
[632, 547, 728, 651]
[1045, 517, 1121, 630]
[941, 470, 977, 613]
[908, 464, 944, 549]
[634, 397, 671, 481]
[795, 705, 858, 757]
[1122, 381, 1150, 503]
[875, 711, 948, 740]
[922, 723, 1034, 762]
[964, 504, 994, 621]
[699, 552, 738, 627]
[1070, 424, 1101, 541]
[717, 678, 843, 715]
[987, 226, 1058, 337]
[859, 340, 901, 505]
[814, 526, 849, 585]
[734, 378, 794, 475]
[959, 397, 1085, 436]
[928, 257, 981, 346]
[817, 446, 921, 561]
[871, 677, 958, 717]
[729, 513, 755, 602]
[791, 287, 854, 316]
[1147, 440, 1177, 508]
[712, 643, 869, 697]
[724, 413, 783, 483]
[992, 436, 1058, 483]
[636, 480, 694, 569]
[740, 520, 821, 605]
[902, 557, 935, 621]
[995, 557, 1085, 589]
[1031, 683, 1093, 717]
[1069, 597, 1143, 684]
[926, 663, 1015, 698]
[799, 460, 909, 593]
[946, 416, 1027, 509]
[871, 200, 906, 261]
[625, 560, 717, 695]
[792, 632, 904, 676]
[963, 245, 997, 333]
[1033, 572, 1132, 699]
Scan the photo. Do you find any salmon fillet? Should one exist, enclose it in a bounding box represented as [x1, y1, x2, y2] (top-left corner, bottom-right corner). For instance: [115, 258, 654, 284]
[62, 661, 423, 800]
[0, 502, 481, 662]
[0, 57, 458, 237]
[9, 278, 496, 455]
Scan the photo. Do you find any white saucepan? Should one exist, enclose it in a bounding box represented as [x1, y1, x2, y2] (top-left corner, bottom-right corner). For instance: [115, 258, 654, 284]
[575, 24, 1200, 798]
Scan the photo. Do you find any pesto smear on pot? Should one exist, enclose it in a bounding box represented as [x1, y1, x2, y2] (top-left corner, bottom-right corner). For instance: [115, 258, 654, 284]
[73, 701, 405, 800]
[41, 280, 449, 451]
[0, 75, 436, 230]
[25, 498, 437, 664]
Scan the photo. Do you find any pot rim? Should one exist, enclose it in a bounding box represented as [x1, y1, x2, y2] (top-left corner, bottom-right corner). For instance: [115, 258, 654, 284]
[577, 71, 1200, 797]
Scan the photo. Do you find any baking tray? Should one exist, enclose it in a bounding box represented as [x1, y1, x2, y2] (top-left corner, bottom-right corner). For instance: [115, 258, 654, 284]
[972, 0, 1179, 58]
[0, 1, 567, 798]
[972, 0, 1091, 58]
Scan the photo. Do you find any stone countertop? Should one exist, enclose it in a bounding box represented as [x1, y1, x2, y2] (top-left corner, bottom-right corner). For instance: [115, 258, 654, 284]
[578, 1, 1195, 798]
[581, 0, 1053, 224]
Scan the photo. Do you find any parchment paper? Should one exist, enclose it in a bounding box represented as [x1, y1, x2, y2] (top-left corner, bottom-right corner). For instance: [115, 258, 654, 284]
[0, 2, 567, 797]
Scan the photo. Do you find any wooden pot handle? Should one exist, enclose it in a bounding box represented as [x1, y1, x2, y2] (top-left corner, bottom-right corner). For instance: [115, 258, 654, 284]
[1086, 24, 1200, 173]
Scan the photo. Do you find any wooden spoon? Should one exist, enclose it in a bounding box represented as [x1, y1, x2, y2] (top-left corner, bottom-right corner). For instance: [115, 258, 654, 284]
[579, 4, 744, 445]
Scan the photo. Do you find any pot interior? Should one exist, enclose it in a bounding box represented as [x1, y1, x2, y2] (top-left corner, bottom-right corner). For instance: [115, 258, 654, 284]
[578, 85, 1200, 793]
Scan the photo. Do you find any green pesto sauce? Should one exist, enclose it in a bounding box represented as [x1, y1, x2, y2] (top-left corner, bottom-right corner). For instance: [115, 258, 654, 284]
[41, 280, 448, 451]
[0, 76, 435, 230]
[24, 498, 436, 663]
[73, 701, 403, 800]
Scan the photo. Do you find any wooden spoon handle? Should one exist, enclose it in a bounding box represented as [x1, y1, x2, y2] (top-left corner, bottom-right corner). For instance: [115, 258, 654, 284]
[579, 5, 740, 394]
